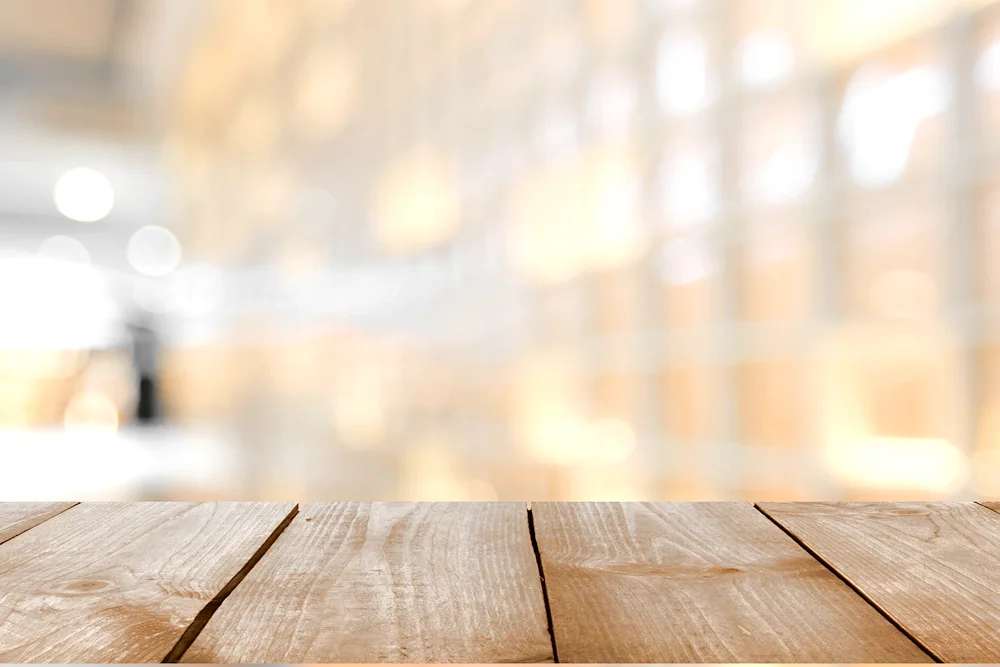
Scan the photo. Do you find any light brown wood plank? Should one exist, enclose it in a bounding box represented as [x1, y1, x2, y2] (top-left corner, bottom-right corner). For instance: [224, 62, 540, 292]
[981, 501, 1000, 514]
[0, 501, 296, 663]
[532, 502, 931, 663]
[181, 502, 553, 663]
[0, 502, 76, 545]
[760, 501, 1000, 663]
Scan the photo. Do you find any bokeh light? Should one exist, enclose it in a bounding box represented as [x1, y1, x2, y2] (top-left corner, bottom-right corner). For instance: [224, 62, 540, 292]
[53, 168, 114, 222]
[656, 27, 712, 116]
[127, 226, 183, 277]
[3, 0, 999, 504]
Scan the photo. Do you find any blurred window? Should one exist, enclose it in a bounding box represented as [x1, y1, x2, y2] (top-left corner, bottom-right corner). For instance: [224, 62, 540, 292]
[974, 11, 1000, 140]
[976, 185, 1000, 304]
[842, 198, 942, 320]
[738, 217, 811, 323]
[838, 45, 949, 189]
[656, 24, 713, 116]
[657, 122, 719, 231]
[739, 360, 803, 447]
[739, 92, 819, 207]
[656, 236, 718, 329]
[662, 364, 715, 442]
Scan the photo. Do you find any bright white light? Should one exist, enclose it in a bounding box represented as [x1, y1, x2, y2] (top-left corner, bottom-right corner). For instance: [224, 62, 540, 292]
[54, 168, 114, 222]
[0, 256, 120, 349]
[659, 153, 717, 226]
[590, 159, 643, 269]
[656, 29, 710, 115]
[0, 429, 240, 501]
[168, 265, 225, 317]
[839, 65, 950, 188]
[975, 41, 1000, 91]
[737, 31, 796, 88]
[127, 226, 182, 277]
[37, 235, 91, 265]
[527, 417, 636, 466]
[657, 238, 715, 285]
[746, 143, 817, 204]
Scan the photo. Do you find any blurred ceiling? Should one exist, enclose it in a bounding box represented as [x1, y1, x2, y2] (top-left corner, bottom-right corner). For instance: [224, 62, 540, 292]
[0, 0, 209, 264]
[0, 0, 207, 139]
[0, 0, 118, 61]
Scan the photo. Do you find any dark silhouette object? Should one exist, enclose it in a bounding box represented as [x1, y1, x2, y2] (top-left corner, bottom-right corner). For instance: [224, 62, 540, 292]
[127, 313, 161, 424]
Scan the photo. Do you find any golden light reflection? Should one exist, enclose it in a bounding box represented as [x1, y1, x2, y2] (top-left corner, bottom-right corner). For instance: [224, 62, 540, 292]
[825, 436, 968, 493]
[509, 147, 644, 284]
[331, 368, 388, 449]
[399, 435, 469, 501]
[292, 42, 356, 140]
[803, 0, 995, 67]
[819, 323, 966, 493]
[373, 146, 462, 256]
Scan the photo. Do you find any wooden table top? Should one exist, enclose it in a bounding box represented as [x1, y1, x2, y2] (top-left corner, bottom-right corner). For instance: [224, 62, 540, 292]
[0, 502, 998, 663]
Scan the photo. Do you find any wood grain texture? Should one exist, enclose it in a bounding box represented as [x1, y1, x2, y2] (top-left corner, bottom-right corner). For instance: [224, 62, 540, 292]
[181, 502, 553, 663]
[0, 502, 296, 662]
[0, 502, 76, 545]
[760, 501, 1000, 663]
[532, 502, 931, 663]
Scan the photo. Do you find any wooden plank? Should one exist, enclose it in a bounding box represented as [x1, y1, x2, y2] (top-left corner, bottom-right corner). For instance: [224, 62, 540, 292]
[0, 502, 296, 663]
[0, 502, 76, 545]
[760, 501, 1000, 663]
[181, 502, 553, 663]
[532, 502, 931, 663]
[981, 501, 1000, 514]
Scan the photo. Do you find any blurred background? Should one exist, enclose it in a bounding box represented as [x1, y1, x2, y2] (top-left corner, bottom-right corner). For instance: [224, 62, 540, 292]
[1, 0, 998, 502]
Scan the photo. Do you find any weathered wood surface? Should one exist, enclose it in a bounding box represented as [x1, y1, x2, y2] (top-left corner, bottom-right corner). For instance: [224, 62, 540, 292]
[0, 502, 76, 545]
[760, 501, 1000, 663]
[181, 502, 553, 663]
[0, 502, 296, 662]
[532, 502, 931, 663]
[1, 501, 998, 663]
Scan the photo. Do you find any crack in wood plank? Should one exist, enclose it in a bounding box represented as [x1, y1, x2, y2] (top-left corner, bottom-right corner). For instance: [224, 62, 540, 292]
[759, 501, 1000, 663]
[0, 502, 79, 546]
[161, 502, 299, 662]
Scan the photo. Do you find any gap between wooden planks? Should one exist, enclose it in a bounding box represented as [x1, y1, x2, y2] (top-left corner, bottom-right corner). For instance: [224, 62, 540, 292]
[0, 502, 297, 662]
[759, 501, 1000, 663]
[2, 502, 999, 663]
[179, 502, 553, 663]
[531, 502, 932, 663]
[0, 502, 554, 664]
[0, 502, 77, 545]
